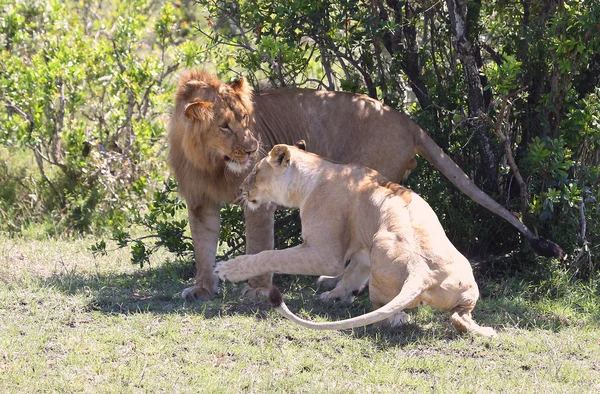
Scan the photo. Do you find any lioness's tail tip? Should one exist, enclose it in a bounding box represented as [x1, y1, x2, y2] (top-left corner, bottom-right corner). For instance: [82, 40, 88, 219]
[268, 285, 283, 308]
[529, 237, 565, 259]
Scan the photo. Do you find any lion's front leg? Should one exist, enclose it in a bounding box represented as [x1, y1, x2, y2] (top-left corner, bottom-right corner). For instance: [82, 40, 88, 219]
[242, 203, 277, 296]
[180, 201, 221, 301]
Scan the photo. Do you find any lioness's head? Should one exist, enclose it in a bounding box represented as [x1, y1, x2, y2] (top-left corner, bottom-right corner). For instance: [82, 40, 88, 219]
[241, 142, 306, 210]
[171, 70, 259, 173]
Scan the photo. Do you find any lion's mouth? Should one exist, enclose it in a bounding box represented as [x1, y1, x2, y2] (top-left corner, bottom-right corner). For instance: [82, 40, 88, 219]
[225, 155, 248, 164]
[224, 155, 251, 174]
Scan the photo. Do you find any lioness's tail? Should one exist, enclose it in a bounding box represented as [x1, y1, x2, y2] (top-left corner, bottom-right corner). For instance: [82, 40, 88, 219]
[413, 127, 564, 259]
[268, 284, 420, 331]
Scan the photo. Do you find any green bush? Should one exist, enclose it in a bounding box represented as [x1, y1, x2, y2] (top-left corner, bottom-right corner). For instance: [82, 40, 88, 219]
[2, 0, 599, 283]
[0, 0, 205, 235]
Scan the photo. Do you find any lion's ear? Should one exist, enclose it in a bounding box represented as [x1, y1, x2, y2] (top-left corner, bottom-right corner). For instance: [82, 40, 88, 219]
[269, 144, 291, 167]
[228, 77, 247, 91]
[228, 77, 252, 96]
[184, 98, 214, 122]
[294, 140, 306, 151]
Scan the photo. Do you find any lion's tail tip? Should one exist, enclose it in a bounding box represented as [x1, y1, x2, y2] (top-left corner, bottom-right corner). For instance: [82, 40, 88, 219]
[529, 238, 565, 259]
[268, 285, 283, 308]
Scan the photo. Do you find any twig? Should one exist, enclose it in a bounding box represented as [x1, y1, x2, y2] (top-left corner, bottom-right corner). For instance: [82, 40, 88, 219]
[573, 200, 592, 273]
[578, 199, 587, 242]
[484, 91, 528, 215]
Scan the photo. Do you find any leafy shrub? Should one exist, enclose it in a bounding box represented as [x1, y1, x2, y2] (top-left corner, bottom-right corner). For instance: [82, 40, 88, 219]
[0, 0, 205, 235]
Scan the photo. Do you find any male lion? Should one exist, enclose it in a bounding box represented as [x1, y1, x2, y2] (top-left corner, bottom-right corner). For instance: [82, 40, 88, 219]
[168, 70, 563, 300]
[214, 144, 497, 337]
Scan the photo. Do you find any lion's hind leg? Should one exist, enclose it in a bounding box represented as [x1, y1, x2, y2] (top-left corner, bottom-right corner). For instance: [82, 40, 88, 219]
[449, 308, 497, 337]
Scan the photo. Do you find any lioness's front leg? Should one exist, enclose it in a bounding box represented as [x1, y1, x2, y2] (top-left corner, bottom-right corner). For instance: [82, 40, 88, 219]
[181, 201, 221, 300]
[215, 244, 345, 283]
[242, 202, 277, 296]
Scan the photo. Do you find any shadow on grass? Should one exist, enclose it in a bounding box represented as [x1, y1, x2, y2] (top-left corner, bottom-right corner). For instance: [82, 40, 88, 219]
[40, 257, 274, 317]
[40, 258, 597, 345]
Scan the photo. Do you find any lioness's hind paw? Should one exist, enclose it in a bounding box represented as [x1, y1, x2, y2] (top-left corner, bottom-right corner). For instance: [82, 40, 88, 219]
[477, 326, 498, 338]
[317, 275, 341, 291]
[386, 311, 411, 328]
[241, 285, 270, 298]
[319, 290, 355, 304]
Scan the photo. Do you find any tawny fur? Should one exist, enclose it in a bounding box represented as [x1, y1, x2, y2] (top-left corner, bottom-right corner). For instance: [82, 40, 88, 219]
[168, 70, 563, 301]
[215, 145, 497, 337]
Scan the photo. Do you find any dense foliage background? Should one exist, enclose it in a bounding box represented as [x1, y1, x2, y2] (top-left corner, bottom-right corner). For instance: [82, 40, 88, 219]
[1, 0, 599, 281]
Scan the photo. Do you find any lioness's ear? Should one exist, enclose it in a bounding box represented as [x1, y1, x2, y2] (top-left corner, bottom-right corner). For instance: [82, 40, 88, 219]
[269, 144, 291, 167]
[184, 98, 214, 122]
[294, 140, 306, 151]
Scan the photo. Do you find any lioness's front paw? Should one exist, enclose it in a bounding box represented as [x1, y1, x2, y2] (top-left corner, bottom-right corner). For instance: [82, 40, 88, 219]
[181, 273, 219, 300]
[214, 257, 254, 282]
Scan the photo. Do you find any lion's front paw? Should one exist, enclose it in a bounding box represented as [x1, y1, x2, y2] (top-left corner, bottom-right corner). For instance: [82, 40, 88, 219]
[214, 257, 254, 283]
[181, 273, 219, 300]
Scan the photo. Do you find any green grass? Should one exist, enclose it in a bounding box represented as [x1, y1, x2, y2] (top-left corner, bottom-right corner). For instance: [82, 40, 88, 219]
[1, 235, 599, 393]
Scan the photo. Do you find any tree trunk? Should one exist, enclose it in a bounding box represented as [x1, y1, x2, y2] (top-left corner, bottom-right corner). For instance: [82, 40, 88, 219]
[370, 1, 430, 111]
[446, 0, 498, 194]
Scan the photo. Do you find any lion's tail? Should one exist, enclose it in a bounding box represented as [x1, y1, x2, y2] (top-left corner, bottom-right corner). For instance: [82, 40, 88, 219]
[413, 126, 564, 259]
[268, 283, 422, 331]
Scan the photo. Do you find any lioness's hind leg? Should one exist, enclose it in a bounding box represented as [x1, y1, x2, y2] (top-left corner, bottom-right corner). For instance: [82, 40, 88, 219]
[317, 274, 342, 291]
[449, 308, 497, 337]
[320, 250, 370, 303]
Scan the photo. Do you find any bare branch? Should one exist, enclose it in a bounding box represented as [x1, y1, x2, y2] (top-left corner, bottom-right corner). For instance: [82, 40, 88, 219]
[484, 92, 528, 215]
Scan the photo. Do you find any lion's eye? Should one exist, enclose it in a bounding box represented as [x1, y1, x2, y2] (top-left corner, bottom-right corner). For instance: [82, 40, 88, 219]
[242, 114, 249, 126]
[220, 125, 232, 134]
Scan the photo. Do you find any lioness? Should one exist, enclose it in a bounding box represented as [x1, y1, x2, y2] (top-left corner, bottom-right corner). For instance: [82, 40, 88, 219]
[214, 144, 496, 337]
[168, 70, 563, 300]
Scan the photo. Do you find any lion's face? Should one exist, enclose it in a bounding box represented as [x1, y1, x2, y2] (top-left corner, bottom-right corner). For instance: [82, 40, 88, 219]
[174, 71, 260, 174]
[241, 144, 295, 210]
[202, 107, 258, 174]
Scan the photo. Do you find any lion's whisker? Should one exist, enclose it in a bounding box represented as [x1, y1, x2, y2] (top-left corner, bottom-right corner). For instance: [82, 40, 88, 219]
[233, 195, 244, 205]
